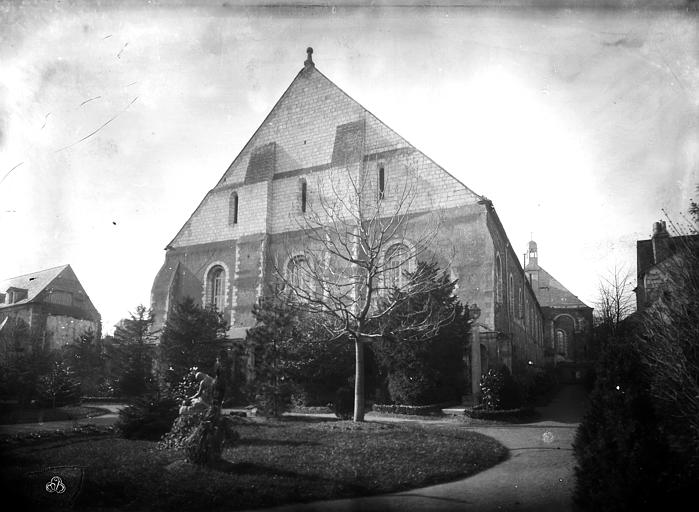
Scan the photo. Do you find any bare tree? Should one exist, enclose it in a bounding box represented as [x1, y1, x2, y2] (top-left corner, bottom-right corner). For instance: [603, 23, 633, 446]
[594, 266, 635, 336]
[273, 154, 455, 421]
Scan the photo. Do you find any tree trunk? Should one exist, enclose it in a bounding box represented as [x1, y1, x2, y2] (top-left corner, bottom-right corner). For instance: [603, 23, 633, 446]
[353, 337, 365, 422]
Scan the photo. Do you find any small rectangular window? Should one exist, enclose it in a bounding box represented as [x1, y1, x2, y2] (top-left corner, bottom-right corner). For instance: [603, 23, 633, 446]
[378, 166, 385, 199]
[301, 180, 307, 213]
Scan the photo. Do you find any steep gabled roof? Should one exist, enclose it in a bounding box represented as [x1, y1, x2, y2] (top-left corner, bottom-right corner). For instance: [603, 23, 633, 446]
[167, 58, 483, 249]
[529, 264, 589, 309]
[0, 264, 69, 308]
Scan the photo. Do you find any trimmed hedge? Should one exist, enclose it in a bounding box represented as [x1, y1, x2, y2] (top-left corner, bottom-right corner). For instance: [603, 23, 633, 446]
[464, 406, 535, 421]
[372, 403, 447, 416]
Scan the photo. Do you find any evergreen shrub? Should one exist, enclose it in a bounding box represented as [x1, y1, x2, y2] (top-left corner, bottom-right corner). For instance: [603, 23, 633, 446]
[116, 395, 178, 441]
[573, 341, 673, 511]
[332, 386, 354, 420]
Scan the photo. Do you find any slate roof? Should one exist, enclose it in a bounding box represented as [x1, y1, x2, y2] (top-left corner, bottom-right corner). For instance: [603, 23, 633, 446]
[0, 264, 70, 308]
[528, 264, 590, 309]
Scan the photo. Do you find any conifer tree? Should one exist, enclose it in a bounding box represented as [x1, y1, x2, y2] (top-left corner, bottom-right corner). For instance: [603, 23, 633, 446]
[373, 261, 469, 405]
[159, 297, 228, 387]
[113, 305, 158, 397]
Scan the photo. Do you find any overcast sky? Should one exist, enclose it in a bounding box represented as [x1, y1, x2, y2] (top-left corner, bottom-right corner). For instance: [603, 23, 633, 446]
[1, 1, 697, 333]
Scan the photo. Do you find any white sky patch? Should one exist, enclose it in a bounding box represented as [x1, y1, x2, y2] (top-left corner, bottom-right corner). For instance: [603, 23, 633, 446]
[0, 4, 697, 332]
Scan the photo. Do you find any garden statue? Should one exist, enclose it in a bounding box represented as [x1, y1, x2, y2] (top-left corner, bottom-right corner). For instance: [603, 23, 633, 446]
[178, 371, 214, 415]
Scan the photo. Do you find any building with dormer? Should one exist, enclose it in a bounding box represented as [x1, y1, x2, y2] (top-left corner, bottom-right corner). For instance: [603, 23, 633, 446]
[0, 264, 101, 351]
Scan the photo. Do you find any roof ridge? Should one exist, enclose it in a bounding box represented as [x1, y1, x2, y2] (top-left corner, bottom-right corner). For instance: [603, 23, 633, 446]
[1, 263, 69, 282]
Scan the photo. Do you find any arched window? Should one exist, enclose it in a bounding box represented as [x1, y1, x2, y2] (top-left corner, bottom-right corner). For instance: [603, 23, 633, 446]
[508, 274, 514, 316]
[384, 243, 411, 290]
[495, 254, 503, 303]
[207, 266, 226, 311]
[378, 165, 385, 199]
[555, 329, 568, 356]
[300, 179, 307, 213]
[229, 192, 239, 225]
[287, 255, 312, 294]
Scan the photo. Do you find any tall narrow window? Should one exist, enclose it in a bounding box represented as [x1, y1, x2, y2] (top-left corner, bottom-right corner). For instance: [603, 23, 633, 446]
[229, 192, 239, 225]
[495, 254, 503, 303]
[508, 274, 514, 316]
[300, 179, 307, 213]
[555, 329, 568, 357]
[378, 166, 385, 199]
[518, 288, 523, 318]
[208, 266, 225, 311]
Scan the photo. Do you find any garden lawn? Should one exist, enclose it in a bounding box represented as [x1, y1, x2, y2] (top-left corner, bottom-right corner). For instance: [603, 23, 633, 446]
[0, 405, 109, 425]
[1, 417, 508, 511]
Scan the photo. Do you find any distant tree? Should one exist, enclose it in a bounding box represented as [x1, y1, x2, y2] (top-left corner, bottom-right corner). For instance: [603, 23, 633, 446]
[159, 297, 228, 388]
[0, 317, 54, 404]
[594, 266, 635, 336]
[62, 330, 104, 396]
[113, 305, 158, 397]
[372, 262, 469, 405]
[37, 360, 81, 408]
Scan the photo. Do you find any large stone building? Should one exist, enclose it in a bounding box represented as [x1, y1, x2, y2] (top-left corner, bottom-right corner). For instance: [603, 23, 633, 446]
[0, 264, 101, 352]
[151, 49, 555, 396]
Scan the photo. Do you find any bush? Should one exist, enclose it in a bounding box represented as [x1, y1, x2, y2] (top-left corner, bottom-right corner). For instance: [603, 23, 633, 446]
[253, 381, 292, 418]
[479, 365, 522, 411]
[116, 395, 178, 441]
[332, 386, 354, 420]
[573, 341, 673, 511]
[386, 370, 440, 406]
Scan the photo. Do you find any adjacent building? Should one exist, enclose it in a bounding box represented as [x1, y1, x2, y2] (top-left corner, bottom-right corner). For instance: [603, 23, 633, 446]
[0, 264, 101, 352]
[635, 220, 699, 313]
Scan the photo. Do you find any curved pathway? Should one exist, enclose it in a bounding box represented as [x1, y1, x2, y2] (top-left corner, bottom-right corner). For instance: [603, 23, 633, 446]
[0, 404, 122, 435]
[253, 385, 588, 512]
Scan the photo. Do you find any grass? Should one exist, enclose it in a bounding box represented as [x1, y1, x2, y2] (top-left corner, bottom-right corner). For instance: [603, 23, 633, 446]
[0, 405, 109, 425]
[0, 417, 508, 511]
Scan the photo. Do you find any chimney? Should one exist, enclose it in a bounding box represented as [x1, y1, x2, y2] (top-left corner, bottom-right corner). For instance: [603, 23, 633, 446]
[651, 220, 670, 264]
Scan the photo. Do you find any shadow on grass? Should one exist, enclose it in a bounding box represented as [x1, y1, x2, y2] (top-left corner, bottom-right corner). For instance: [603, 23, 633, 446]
[237, 438, 321, 447]
[204, 460, 365, 492]
[278, 414, 339, 423]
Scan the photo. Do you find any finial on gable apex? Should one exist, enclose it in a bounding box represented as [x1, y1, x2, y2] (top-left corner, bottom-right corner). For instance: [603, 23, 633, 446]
[304, 47, 314, 68]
